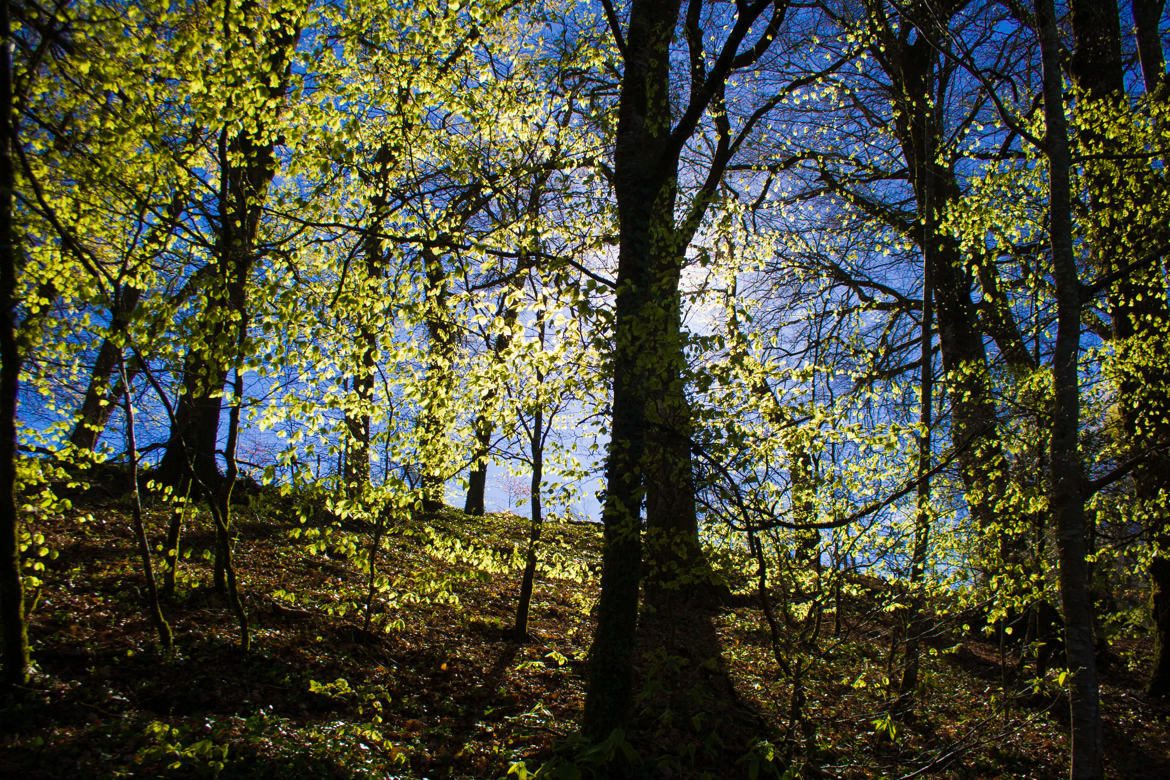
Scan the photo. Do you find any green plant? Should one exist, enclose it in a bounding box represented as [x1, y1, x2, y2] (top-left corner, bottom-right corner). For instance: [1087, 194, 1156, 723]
[137, 721, 230, 777]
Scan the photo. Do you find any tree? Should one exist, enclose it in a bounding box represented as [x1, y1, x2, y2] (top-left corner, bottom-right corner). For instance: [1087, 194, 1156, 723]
[854, 0, 1033, 582]
[1068, 0, 1170, 698]
[156, 0, 301, 490]
[585, 0, 804, 749]
[0, 0, 30, 688]
[1036, 0, 1103, 773]
[151, 0, 301, 601]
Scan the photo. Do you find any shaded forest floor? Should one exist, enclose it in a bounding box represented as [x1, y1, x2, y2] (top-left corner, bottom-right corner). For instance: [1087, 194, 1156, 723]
[1, 475, 1168, 778]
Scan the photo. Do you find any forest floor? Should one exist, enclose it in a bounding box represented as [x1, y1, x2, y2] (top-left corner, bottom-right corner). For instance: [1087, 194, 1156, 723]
[0, 475, 1168, 778]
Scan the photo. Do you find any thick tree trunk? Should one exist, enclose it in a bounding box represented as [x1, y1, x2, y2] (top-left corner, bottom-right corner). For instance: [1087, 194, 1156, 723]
[156, 346, 227, 489]
[1133, 0, 1167, 95]
[584, 0, 682, 739]
[158, 6, 298, 608]
[585, 0, 781, 749]
[1038, 1, 1104, 774]
[642, 275, 706, 611]
[463, 447, 488, 515]
[1151, 558, 1170, 695]
[1071, 0, 1170, 700]
[157, 0, 297, 492]
[0, 0, 29, 686]
[70, 287, 141, 451]
[583, 312, 646, 739]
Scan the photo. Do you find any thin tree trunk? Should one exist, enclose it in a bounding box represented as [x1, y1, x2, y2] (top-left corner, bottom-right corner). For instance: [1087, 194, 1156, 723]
[864, 0, 1016, 578]
[1151, 558, 1170, 695]
[362, 505, 387, 633]
[121, 356, 172, 649]
[213, 363, 248, 650]
[788, 437, 820, 567]
[421, 248, 454, 512]
[513, 346, 544, 640]
[343, 353, 372, 497]
[1038, 1, 1104, 774]
[345, 164, 391, 497]
[160, 481, 192, 599]
[901, 207, 934, 697]
[465, 254, 531, 516]
[0, 0, 29, 686]
[465, 328, 514, 516]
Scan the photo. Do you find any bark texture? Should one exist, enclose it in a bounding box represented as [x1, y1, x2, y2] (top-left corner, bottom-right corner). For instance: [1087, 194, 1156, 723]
[0, 0, 29, 686]
[585, 0, 787, 754]
[1070, 0, 1170, 700]
[1038, 0, 1104, 774]
[69, 287, 141, 451]
[583, 0, 679, 737]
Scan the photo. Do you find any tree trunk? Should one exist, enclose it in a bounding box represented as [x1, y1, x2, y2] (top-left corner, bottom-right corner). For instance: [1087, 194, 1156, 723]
[156, 0, 297, 491]
[362, 505, 387, 633]
[583, 0, 683, 739]
[464, 245, 535, 516]
[788, 428, 820, 566]
[121, 356, 172, 649]
[1071, 0, 1170, 700]
[901, 204, 934, 697]
[345, 152, 394, 498]
[160, 482, 192, 598]
[641, 273, 706, 611]
[155, 346, 226, 489]
[343, 362, 373, 495]
[0, 0, 29, 686]
[465, 326, 514, 516]
[867, 1, 1017, 577]
[343, 315, 374, 498]
[1038, 1, 1104, 774]
[70, 286, 141, 451]
[213, 363, 249, 650]
[463, 443, 489, 515]
[585, 0, 783, 749]
[158, 5, 298, 606]
[513, 337, 545, 640]
[420, 248, 455, 512]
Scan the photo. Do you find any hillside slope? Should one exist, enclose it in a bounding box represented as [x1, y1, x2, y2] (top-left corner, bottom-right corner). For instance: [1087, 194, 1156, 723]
[0, 480, 1167, 777]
